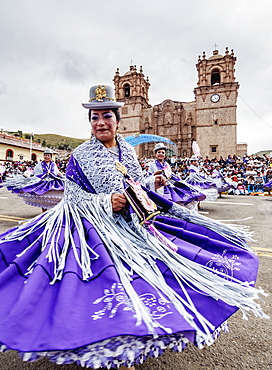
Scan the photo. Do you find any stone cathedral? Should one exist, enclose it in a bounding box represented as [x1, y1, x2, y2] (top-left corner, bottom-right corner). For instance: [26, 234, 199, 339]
[113, 47, 247, 159]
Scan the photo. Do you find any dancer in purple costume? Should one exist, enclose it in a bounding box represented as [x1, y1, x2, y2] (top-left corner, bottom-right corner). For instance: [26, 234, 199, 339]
[0, 85, 267, 370]
[5, 149, 64, 211]
[185, 156, 219, 201]
[212, 163, 235, 197]
[148, 143, 206, 208]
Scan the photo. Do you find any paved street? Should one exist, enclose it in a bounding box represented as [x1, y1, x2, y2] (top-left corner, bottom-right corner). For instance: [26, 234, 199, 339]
[0, 188, 271, 369]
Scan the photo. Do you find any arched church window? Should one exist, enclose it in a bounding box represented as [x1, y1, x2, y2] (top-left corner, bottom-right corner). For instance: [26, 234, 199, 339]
[211, 69, 220, 85]
[124, 84, 130, 97]
[6, 149, 14, 160]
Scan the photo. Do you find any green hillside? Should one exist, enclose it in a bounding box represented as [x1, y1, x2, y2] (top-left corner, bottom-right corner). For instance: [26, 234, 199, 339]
[255, 150, 272, 156]
[32, 133, 86, 150]
[7, 131, 87, 150]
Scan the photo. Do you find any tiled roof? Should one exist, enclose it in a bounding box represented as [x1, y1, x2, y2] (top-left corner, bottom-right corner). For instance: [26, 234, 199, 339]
[0, 135, 44, 152]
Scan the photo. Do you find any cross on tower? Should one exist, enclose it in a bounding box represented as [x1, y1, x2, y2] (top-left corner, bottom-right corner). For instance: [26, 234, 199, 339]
[130, 59, 134, 66]
[213, 43, 218, 50]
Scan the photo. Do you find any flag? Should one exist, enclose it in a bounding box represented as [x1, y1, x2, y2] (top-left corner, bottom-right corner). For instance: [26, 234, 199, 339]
[192, 141, 201, 157]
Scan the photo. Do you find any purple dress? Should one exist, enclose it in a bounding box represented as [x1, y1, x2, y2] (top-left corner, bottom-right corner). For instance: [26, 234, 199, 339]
[264, 178, 272, 189]
[212, 168, 235, 193]
[148, 160, 206, 205]
[185, 164, 219, 201]
[5, 160, 64, 208]
[0, 136, 266, 369]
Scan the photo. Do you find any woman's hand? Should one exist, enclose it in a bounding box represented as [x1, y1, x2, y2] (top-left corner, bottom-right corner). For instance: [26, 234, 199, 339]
[111, 193, 127, 212]
[153, 170, 162, 175]
[154, 175, 167, 190]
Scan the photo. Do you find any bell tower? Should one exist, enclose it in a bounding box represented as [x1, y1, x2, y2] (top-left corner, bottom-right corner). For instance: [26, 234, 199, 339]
[194, 47, 239, 157]
[113, 65, 151, 137]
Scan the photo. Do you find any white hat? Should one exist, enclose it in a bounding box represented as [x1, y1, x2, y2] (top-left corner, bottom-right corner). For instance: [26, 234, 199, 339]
[82, 85, 124, 109]
[190, 155, 198, 161]
[153, 142, 167, 152]
[44, 148, 53, 155]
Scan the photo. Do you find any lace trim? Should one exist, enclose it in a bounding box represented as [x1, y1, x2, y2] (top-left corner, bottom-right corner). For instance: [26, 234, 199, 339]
[1, 333, 189, 369]
[0, 322, 230, 369]
[72, 136, 143, 195]
[18, 191, 63, 209]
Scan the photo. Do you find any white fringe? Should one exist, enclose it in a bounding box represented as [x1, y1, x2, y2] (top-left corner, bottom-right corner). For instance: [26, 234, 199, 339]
[0, 198, 268, 345]
[169, 203, 254, 249]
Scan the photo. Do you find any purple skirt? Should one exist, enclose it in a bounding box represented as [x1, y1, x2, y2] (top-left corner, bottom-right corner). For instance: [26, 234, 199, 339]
[185, 178, 216, 190]
[0, 207, 259, 368]
[264, 179, 272, 189]
[9, 178, 64, 195]
[7, 177, 65, 209]
[216, 182, 233, 193]
[163, 183, 206, 205]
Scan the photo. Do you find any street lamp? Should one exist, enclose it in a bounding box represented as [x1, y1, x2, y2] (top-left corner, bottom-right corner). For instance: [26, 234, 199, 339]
[30, 132, 33, 160]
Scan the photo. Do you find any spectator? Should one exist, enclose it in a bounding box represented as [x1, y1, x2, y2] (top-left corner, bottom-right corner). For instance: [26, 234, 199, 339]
[254, 172, 264, 192]
[247, 175, 255, 193]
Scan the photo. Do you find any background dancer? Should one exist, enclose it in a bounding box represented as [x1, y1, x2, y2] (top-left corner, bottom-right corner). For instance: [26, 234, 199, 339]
[212, 163, 235, 197]
[186, 155, 219, 203]
[148, 142, 206, 209]
[5, 148, 64, 211]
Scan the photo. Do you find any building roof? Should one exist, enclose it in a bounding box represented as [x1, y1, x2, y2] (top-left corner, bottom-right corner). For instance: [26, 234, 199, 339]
[0, 134, 44, 152]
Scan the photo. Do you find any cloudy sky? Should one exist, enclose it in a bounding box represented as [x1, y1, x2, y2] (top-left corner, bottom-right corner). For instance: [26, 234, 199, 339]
[0, 0, 271, 154]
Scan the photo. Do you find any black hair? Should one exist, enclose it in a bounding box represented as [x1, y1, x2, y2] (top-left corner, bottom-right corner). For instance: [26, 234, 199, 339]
[154, 148, 166, 154]
[88, 108, 121, 122]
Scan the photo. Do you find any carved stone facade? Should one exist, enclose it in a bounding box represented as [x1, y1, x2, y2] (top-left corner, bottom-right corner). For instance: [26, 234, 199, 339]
[113, 48, 247, 158]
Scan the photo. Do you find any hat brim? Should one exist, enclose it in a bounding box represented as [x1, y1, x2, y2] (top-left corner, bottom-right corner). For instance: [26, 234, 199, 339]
[154, 147, 167, 152]
[82, 101, 124, 109]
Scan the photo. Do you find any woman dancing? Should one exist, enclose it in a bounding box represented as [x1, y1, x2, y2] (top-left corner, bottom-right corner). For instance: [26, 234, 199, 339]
[0, 84, 267, 369]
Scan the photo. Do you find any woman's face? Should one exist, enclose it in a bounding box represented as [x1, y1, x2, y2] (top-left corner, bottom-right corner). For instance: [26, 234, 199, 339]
[155, 149, 165, 162]
[44, 154, 52, 163]
[90, 109, 119, 147]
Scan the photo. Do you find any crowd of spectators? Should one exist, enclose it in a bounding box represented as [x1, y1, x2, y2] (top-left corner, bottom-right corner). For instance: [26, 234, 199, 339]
[1, 153, 272, 194]
[139, 153, 272, 194]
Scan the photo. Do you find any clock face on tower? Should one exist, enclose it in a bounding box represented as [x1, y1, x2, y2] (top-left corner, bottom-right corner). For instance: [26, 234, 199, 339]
[211, 94, 220, 103]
